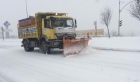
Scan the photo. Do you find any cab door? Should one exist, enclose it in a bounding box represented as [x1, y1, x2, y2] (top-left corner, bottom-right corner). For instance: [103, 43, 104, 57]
[42, 19, 56, 39]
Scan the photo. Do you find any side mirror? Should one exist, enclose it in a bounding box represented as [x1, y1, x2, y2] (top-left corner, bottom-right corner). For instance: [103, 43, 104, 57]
[44, 19, 47, 28]
[75, 19, 77, 28]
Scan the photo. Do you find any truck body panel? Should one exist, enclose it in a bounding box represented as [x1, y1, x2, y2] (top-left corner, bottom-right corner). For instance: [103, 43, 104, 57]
[18, 24, 38, 39]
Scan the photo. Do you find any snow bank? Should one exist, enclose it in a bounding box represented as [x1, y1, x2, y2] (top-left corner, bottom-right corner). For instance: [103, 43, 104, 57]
[89, 37, 140, 52]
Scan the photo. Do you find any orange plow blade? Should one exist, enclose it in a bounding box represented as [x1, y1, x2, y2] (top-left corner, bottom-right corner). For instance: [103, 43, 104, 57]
[63, 34, 91, 56]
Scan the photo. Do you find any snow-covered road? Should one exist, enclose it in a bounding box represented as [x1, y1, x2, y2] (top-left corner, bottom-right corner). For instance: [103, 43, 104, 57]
[0, 38, 140, 82]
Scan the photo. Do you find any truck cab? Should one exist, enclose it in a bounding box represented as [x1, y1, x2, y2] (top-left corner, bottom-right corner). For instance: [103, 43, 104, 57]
[41, 13, 77, 40]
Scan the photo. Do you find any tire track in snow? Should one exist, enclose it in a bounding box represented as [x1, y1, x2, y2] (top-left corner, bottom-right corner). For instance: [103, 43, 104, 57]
[0, 56, 98, 82]
[0, 76, 8, 82]
[0, 54, 124, 82]
[1, 46, 140, 82]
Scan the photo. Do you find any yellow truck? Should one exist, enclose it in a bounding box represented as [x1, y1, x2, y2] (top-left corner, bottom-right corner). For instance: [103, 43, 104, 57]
[18, 12, 90, 56]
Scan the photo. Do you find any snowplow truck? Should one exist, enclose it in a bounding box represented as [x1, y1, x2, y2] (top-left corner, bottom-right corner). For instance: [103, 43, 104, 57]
[18, 12, 90, 56]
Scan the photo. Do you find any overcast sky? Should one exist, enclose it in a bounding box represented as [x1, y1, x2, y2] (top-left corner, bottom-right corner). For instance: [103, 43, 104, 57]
[0, 0, 140, 36]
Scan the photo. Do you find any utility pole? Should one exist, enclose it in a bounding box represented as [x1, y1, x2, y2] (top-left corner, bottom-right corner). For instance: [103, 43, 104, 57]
[118, 0, 136, 37]
[25, 0, 28, 18]
[118, 0, 120, 37]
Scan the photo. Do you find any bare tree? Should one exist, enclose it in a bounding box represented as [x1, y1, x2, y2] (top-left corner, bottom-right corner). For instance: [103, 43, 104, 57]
[100, 7, 113, 38]
[129, 2, 140, 21]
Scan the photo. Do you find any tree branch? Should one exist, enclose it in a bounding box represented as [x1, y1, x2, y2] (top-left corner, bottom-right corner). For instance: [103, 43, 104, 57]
[129, 2, 140, 21]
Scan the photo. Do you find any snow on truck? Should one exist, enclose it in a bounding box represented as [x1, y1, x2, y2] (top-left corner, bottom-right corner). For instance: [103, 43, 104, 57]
[17, 12, 90, 56]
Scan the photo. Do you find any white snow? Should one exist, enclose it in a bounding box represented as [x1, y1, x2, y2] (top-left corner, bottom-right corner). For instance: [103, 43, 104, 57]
[0, 37, 140, 82]
[89, 37, 140, 52]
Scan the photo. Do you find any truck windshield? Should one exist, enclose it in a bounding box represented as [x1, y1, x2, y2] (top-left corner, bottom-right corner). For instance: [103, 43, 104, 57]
[51, 18, 74, 28]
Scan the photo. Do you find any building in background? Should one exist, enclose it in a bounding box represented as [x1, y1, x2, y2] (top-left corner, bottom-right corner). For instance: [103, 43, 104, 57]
[76, 29, 104, 37]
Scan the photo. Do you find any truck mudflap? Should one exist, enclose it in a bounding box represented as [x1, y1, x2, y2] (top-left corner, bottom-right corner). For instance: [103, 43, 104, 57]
[63, 33, 91, 56]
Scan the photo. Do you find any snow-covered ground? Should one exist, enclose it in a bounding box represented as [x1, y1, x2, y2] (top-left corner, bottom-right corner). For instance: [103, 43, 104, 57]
[89, 37, 140, 52]
[0, 37, 140, 82]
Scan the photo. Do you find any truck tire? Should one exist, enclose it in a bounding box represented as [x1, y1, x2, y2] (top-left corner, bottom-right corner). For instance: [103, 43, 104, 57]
[23, 40, 30, 51]
[29, 47, 34, 51]
[41, 41, 50, 54]
[23, 40, 34, 52]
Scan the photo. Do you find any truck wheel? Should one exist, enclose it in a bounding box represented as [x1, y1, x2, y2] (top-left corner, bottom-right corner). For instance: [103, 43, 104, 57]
[23, 40, 30, 51]
[46, 47, 51, 54]
[41, 41, 50, 54]
[29, 47, 34, 51]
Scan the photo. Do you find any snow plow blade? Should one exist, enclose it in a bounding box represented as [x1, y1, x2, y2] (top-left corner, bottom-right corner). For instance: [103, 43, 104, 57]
[63, 34, 91, 56]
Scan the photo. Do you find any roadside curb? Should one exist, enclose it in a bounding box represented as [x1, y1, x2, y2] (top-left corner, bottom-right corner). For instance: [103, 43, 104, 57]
[92, 47, 140, 52]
